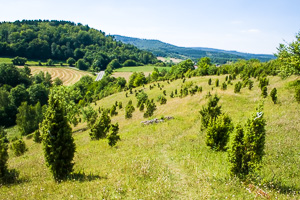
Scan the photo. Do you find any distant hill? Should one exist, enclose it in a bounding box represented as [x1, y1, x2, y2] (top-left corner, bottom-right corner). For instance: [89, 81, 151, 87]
[0, 20, 157, 71]
[113, 35, 276, 64]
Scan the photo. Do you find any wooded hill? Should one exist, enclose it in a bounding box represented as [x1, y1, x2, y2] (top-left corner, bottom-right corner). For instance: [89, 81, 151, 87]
[113, 35, 276, 64]
[0, 20, 158, 71]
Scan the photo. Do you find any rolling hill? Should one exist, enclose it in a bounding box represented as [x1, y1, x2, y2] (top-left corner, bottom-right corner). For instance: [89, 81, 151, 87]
[113, 35, 276, 64]
[2, 74, 299, 199]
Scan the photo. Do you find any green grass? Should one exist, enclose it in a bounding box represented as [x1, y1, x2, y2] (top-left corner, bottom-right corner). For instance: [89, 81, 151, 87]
[114, 65, 171, 72]
[2, 75, 300, 199]
[0, 57, 67, 66]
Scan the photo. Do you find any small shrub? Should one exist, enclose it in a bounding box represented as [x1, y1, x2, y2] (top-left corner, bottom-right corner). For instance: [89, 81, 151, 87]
[215, 79, 219, 87]
[170, 91, 174, 98]
[157, 95, 167, 105]
[248, 80, 254, 90]
[208, 78, 212, 85]
[107, 123, 120, 147]
[33, 129, 42, 143]
[261, 86, 267, 98]
[125, 100, 135, 119]
[144, 99, 156, 118]
[110, 105, 118, 116]
[221, 82, 227, 90]
[295, 87, 300, 103]
[228, 104, 266, 178]
[234, 82, 242, 93]
[259, 77, 269, 90]
[11, 138, 27, 156]
[270, 88, 277, 104]
[90, 111, 111, 140]
[163, 90, 166, 96]
[198, 86, 203, 93]
[118, 102, 122, 109]
[206, 114, 233, 151]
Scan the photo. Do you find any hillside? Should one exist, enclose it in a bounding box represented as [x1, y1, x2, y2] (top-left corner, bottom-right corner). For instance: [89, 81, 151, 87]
[0, 20, 157, 71]
[2, 74, 300, 199]
[113, 35, 276, 63]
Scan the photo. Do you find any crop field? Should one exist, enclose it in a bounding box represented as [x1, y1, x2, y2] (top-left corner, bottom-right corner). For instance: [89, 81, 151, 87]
[114, 65, 171, 72]
[20, 66, 93, 85]
[113, 65, 171, 80]
[3, 74, 300, 199]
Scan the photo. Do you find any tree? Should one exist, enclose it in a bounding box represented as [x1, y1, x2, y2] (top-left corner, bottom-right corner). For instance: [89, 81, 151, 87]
[248, 80, 254, 90]
[206, 114, 233, 151]
[234, 82, 242, 93]
[107, 123, 120, 147]
[11, 138, 27, 156]
[9, 84, 29, 108]
[16, 102, 43, 135]
[144, 99, 156, 118]
[76, 59, 89, 70]
[276, 32, 300, 78]
[53, 77, 63, 86]
[27, 84, 49, 105]
[261, 86, 268, 98]
[46, 59, 54, 66]
[110, 104, 118, 116]
[12, 56, 27, 66]
[0, 127, 8, 179]
[221, 82, 227, 90]
[81, 105, 97, 129]
[228, 105, 266, 177]
[208, 78, 212, 85]
[270, 88, 277, 104]
[66, 57, 76, 67]
[228, 124, 245, 177]
[90, 111, 111, 140]
[136, 91, 148, 110]
[215, 79, 219, 87]
[199, 95, 222, 129]
[125, 100, 135, 119]
[40, 90, 76, 180]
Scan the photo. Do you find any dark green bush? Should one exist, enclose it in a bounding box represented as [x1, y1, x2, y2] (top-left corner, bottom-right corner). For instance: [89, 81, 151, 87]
[234, 82, 242, 93]
[125, 100, 135, 119]
[206, 114, 233, 151]
[270, 88, 277, 104]
[11, 138, 27, 156]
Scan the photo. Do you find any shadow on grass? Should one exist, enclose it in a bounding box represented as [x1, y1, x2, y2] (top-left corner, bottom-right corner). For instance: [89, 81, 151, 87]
[264, 181, 300, 195]
[0, 169, 29, 185]
[67, 171, 106, 182]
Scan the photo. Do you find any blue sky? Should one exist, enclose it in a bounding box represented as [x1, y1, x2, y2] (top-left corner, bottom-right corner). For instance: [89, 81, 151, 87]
[1, 0, 299, 54]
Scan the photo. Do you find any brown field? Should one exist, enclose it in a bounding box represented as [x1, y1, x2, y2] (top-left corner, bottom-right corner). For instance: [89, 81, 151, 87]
[19, 66, 93, 85]
[112, 71, 151, 81]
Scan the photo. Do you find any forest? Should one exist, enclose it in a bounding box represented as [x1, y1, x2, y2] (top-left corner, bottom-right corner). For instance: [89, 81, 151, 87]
[0, 20, 158, 71]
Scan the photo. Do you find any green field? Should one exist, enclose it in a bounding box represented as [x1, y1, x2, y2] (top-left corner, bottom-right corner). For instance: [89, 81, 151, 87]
[0, 57, 66, 66]
[2, 74, 300, 199]
[114, 65, 171, 72]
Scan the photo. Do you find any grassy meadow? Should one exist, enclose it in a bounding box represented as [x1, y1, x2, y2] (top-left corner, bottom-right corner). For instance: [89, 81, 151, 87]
[113, 65, 171, 81]
[2, 74, 300, 199]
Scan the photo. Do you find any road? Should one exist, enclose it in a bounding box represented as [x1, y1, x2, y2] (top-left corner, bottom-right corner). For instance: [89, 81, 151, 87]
[95, 71, 105, 81]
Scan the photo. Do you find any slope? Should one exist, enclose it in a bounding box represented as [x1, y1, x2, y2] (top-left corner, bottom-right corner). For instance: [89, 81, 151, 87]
[2, 74, 300, 199]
